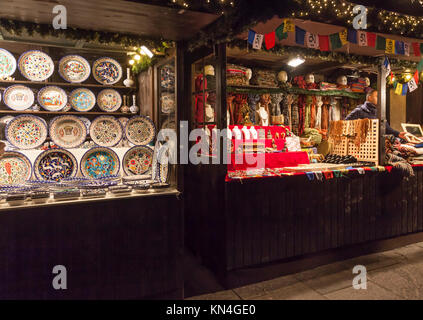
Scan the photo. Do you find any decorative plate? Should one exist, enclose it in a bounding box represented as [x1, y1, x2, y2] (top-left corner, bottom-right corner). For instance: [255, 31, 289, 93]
[80, 147, 120, 179]
[34, 148, 78, 182]
[89, 116, 122, 147]
[58, 55, 91, 83]
[69, 88, 96, 112]
[122, 146, 154, 176]
[0, 48, 16, 78]
[18, 50, 54, 81]
[79, 117, 91, 131]
[49, 115, 87, 148]
[0, 151, 32, 185]
[37, 86, 68, 111]
[97, 89, 122, 112]
[6, 115, 47, 149]
[125, 116, 156, 146]
[151, 140, 160, 181]
[92, 57, 122, 85]
[157, 145, 170, 183]
[3, 85, 34, 111]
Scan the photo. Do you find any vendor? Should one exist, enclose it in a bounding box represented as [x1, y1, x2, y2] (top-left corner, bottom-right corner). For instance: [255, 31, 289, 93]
[345, 89, 407, 140]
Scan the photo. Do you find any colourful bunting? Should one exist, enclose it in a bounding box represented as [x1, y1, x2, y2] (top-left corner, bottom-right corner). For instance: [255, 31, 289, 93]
[414, 70, 419, 83]
[283, 19, 295, 33]
[376, 36, 387, 51]
[305, 32, 319, 49]
[339, 29, 348, 46]
[408, 77, 418, 92]
[367, 32, 376, 47]
[265, 31, 276, 50]
[385, 39, 395, 54]
[402, 83, 408, 96]
[275, 23, 288, 40]
[395, 41, 405, 55]
[347, 29, 357, 44]
[404, 42, 410, 56]
[417, 59, 423, 72]
[329, 33, 342, 50]
[395, 82, 403, 95]
[248, 30, 256, 45]
[413, 43, 421, 57]
[357, 31, 367, 46]
[319, 35, 330, 51]
[252, 33, 263, 49]
[295, 26, 306, 45]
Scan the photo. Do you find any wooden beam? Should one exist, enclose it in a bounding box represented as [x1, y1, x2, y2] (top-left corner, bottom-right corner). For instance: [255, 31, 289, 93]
[377, 63, 387, 166]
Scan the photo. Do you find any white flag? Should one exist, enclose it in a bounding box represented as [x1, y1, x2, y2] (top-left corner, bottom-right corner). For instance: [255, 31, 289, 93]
[252, 33, 264, 49]
[358, 31, 367, 47]
[306, 32, 319, 49]
[408, 78, 418, 92]
[404, 42, 410, 56]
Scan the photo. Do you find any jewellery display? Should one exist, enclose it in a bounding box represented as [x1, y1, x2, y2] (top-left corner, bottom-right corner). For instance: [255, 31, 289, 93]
[125, 116, 156, 146]
[3, 85, 34, 111]
[0, 48, 16, 79]
[58, 55, 91, 83]
[97, 89, 122, 112]
[69, 88, 96, 112]
[37, 86, 68, 111]
[122, 145, 154, 176]
[92, 57, 122, 85]
[18, 50, 54, 81]
[80, 147, 120, 179]
[49, 115, 87, 148]
[34, 148, 78, 182]
[6, 115, 47, 149]
[89, 116, 123, 147]
[0, 151, 32, 185]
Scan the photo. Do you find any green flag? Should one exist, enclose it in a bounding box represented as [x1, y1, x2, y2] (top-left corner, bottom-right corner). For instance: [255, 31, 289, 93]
[329, 33, 342, 50]
[276, 23, 288, 40]
[376, 36, 386, 51]
[417, 59, 423, 72]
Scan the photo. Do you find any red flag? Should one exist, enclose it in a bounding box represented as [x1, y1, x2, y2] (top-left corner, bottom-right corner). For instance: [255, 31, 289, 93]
[265, 31, 276, 50]
[367, 32, 376, 47]
[413, 43, 421, 57]
[390, 72, 394, 83]
[414, 70, 419, 83]
[319, 35, 330, 51]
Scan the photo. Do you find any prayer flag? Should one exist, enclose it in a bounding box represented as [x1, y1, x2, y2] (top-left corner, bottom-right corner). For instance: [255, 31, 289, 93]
[408, 78, 418, 93]
[367, 32, 376, 47]
[376, 35, 386, 50]
[385, 39, 395, 54]
[275, 23, 288, 40]
[395, 82, 403, 95]
[402, 83, 408, 96]
[295, 26, 306, 45]
[252, 33, 264, 49]
[319, 35, 330, 51]
[347, 29, 357, 44]
[412, 42, 421, 56]
[358, 31, 367, 46]
[283, 19, 295, 32]
[305, 32, 319, 49]
[248, 30, 256, 45]
[404, 42, 410, 56]
[339, 29, 348, 46]
[264, 31, 276, 50]
[395, 41, 405, 55]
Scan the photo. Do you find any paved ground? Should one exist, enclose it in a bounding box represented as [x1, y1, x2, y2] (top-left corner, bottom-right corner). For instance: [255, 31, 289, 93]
[186, 242, 423, 300]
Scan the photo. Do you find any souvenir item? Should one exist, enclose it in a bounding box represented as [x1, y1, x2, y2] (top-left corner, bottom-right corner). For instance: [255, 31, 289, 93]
[161, 64, 175, 89]
[49, 115, 87, 148]
[37, 86, 68, 111]
[34, 148, 78, 182]
[157, 146, 169, 183]
[97, 89, 122, 112]
[125, 116, 156, 146]
[122, 146, 154, 176]
[306, 74, 315, 84]
[92, 57, 122, 85]
[0, 151, 32, 185]
[6, 115, 47, 149]
[32, 103, 40, 111]
[80, 147, 120, 179]
[161, 117, 176, 131]
[130, 95, 139, 114]
[0, 48, 16, 78]
[123, 68, 134, 87]
[161, 93, 175, 114]
[58, 55, 90, 83]
[79, 117, 91, 131]
[277, 70, 288, 83]
[121, 95, 130, 113]
[18, 50, 54, 81]
[89, 116, 122, 147]
[63, 102, 72, 112]
[3, 85, 34, 111]
[69, 88, 96, 112]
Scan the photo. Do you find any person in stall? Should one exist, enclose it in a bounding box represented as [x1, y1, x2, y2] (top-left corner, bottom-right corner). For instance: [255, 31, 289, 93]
[345, 89, 407, 140]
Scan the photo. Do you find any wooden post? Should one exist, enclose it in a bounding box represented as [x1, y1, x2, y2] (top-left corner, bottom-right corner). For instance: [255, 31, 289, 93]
[377, 64, 387, 166]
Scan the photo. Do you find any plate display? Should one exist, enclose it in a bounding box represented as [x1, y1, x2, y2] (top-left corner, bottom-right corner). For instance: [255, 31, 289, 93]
[97, 89, 122, 112]
[122, 146, 154, 176]
[49, 115, 87, 148]
[125, 116, 156, 146]
[157, 145, 170, 183]
[37, 86, 68, 111]
[34, 148, 78, 182]
[89, 116, 122, 147]
[6, 115, 47, 149]
[69, 88, 96, 112]
[80, 147, 120, 179]
[0, 151, 32, 185]
[92, 57, 122, 85]
[3, 85, 34, 111]
[58, 55, 91, 83]
[18, 50, 54, 81]
[0, 48, 16, 78]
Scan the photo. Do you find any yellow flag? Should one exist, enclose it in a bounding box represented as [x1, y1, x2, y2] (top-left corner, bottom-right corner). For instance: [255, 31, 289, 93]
[283, 19, 295, 33]
[339, 29, 348, 45]
[395, 83, 403, 95]
[385, 39, 395, 54]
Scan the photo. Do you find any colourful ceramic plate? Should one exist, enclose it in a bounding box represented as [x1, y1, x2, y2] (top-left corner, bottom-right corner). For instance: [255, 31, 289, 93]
[92, 57, 122, 85]
[3, 85, 34, 111]
[125, 116, 156, 146]
[97, 89, 122, 112]
[49, 115, 87, 148]
[69, 88, 96, 112]
[18, 50, 54, 81]
[34, 148, 78, 182]
[58, 55, 91, 83]
[80, 147, 120, 179]
[89, 116, 122, 147]
[122, 145, 154, 176]
[6, 115, 47, 149]
[0, 151, 32, 185]
[37, 86, 68, 111]
[0, 48, 16, 78]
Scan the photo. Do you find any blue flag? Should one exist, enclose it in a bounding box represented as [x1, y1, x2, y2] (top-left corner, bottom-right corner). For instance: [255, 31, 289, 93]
[248, 30, 256, 45]
[395, 41, 405, 55]
[295, 26, 306, 45]
[402, 83, 408, 96]
[347, 29, 357, 44]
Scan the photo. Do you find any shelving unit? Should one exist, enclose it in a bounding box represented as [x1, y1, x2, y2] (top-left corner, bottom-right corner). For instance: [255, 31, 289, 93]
[0, 110, 135, 116]
[0, 79, 136, 90]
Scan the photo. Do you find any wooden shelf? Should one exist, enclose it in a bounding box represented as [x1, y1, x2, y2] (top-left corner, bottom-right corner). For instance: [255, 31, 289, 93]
[0, 80, 136, 90]
[0, 110, 135, 116]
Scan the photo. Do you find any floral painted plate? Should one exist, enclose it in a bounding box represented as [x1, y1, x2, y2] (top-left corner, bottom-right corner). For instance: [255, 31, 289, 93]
[18, 50, 54, 81]
[69, 88, 96, 112]
[97, 89, 122, 112]
[125, 116, 156, 146]
[6, 115, 47, 149]
[3, 85, 34, 111]
[80, 147, 120, 179]
[0, 151, 32, 185]
[0, 48, 16, 78]
[37, 86, 68, 111]
[58, 55, 91, 83]
[49, 115, 87, 148]
[122, 146, 154, 176]
[92, 57, 122, 85]
[89, 116, 122, 147]
[34, 148, 78, 182]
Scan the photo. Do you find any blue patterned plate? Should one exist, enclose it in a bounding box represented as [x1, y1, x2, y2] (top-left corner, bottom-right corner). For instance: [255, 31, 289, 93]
[69, 88, 96, 112]
[80, 147, 120, 179]
[18, 50, 54, 81]
[92, 57, 122, 85]
[34, 148, 78, 182]
[58, 55, 91, 83]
